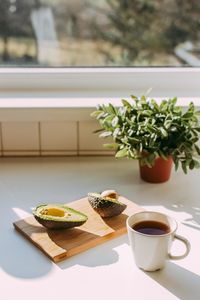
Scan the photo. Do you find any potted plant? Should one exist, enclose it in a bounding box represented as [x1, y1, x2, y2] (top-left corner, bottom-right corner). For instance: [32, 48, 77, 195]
[91, 96, 200, 183]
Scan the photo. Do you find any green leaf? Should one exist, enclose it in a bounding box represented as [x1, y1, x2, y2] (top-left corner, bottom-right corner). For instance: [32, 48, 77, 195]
[173, 107, 182, 114]
[129, 149, 137, 159]
[141, 110, 152, 116]
[147, 124, 158, 133]
[194, 144, 200, 155]
[115, 148, 128, 158]
[193, 127, 200, 133]
[90, 110, 103, 118]
[191, 116, 199, 123]
[122, 99, 132, 109]
[182, 112, 194, 119]
[188, 102, 194, 112]
[105, 115, 114, 122]
[189, 160, 195, 170]
[140, 95, 147, 104]
[182, 161, 187, 174]
[160, 127, 168, 137]
[150, 99, 159, 111]
[101, 115, 114, 125]
[142, 157, 153, 168]
[160, 100, 168, 110]
[139, 142, 143, 153]
[164, 120, 172, 129]
[159, 150, 168, 160]
[148, 153, 156, 164]
[128, 137, 140, 142]
[112, 116, 119, 127]
[93, 128, 104, 134]
[108, 103, 117, 114]
[131, 95, 138, 100]
[170, 97, 177, 106]
[99, 131, 112, 138]
[118, 106, 126, 117]
[113, 127, 121, 137]
[174, 158, 179, 171]
[103, 143, 118, 150]
[96, 111, 107, 120]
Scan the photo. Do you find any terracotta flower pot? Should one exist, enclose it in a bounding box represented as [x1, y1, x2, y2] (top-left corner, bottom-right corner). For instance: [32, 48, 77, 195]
[139, 156, 173, 183]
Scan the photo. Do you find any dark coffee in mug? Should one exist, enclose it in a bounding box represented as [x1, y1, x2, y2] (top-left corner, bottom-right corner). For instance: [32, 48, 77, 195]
[132, 220, 170, 235]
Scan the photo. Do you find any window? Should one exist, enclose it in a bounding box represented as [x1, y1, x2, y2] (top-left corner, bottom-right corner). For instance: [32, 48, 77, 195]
[0, 0, 199, 67]
[0, 0, 199, 97]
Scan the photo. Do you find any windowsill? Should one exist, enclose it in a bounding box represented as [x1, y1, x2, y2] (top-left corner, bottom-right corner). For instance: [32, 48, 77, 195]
[0, 68, 200, 98]
[0, 96, 198, 123]
[0, 96, 122, 108]
[0, 96, 199, 108]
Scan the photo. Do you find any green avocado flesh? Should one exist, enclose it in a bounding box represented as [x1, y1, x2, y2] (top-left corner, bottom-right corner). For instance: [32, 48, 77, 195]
[88, 193, 127, 218]
[33, 204, 88, 229]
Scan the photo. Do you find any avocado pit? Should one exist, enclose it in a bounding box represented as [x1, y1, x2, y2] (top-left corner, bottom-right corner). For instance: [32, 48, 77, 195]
[33, 204, 88, 229]
[88, 190, 127, 218]
[40, 207, 70, 218]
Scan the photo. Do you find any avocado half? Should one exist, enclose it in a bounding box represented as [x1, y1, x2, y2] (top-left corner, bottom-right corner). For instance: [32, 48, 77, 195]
[33, 204, 88, 229]
[88, 193, 127, 218]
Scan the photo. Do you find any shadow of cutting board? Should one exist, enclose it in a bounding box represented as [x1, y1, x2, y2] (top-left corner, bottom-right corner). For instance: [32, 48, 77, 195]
[13, 196, 144, 263]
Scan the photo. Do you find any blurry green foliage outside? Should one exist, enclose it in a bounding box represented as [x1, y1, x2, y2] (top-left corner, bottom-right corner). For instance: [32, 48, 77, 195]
[0, 0, 199, 67]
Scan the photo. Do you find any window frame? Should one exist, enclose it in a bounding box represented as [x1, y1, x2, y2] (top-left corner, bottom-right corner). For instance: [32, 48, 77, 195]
[0, 67, 199, 99]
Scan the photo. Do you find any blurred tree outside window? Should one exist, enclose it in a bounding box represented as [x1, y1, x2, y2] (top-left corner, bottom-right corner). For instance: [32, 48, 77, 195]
[0, 0, 199, 67]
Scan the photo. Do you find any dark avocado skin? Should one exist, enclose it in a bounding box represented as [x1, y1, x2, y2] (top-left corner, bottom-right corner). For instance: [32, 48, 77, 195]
[33, 204, 88, 230]
[88, 193, 127, 217]
[34, 215, 87, 230]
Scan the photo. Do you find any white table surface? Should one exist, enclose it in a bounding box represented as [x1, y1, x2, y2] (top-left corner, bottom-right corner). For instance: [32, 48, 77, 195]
[0, 156, 199, 300]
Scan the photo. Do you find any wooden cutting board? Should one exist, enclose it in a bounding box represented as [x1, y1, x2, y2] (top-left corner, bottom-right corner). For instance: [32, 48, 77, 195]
[13, 196, 143, 263]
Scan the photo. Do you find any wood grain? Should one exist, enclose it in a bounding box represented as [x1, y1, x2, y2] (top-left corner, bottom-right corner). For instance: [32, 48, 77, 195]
[13, 196, 143, 262]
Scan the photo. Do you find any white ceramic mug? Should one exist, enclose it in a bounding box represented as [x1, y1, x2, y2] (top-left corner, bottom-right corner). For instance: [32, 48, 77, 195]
[126, 211, 191, 272]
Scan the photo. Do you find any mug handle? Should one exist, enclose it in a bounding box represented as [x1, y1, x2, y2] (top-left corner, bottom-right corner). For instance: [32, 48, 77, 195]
[168, 234, 191, 260]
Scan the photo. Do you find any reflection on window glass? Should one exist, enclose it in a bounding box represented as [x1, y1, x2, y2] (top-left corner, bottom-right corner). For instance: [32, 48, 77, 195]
[0, 0, 199, 67]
